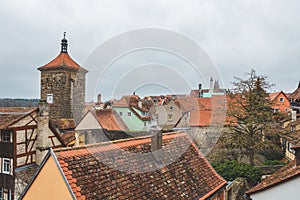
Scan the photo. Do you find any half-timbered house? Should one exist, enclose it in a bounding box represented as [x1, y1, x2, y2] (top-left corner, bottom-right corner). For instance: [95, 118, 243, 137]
[0, 105, 65, 199]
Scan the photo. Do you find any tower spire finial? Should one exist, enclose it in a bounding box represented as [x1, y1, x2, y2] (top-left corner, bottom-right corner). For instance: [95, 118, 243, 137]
[61, 32, 68, 53]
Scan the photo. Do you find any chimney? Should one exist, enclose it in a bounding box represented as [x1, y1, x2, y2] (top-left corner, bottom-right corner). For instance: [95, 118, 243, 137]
[292, 145, 300, 166]
[36, 101, 51, 165]
[138, 99, 143, 108]
[97, 93, 102, 103]
[75, 132, 80, 147]
[150, 125, 162, 163]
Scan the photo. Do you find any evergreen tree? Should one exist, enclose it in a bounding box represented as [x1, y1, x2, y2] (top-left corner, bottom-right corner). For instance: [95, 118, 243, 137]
[224, 69, 281, 166]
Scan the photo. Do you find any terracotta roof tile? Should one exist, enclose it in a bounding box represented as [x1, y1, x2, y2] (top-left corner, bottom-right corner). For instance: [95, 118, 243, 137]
[246, 161, 300, 195]
[54, 132, 226, 199]
[38, 52, 86, 71]
[290, 82, 300, 100]
[269, 92, 281, 101]
[0, 107, 37, 129]
[51, 119, 76, 130]
[94, 109, 128, 131]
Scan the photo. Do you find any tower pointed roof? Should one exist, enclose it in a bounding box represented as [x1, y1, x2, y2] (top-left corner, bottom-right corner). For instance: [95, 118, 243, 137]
[290, 81, 300, 100]
[38, 33, 87, 72]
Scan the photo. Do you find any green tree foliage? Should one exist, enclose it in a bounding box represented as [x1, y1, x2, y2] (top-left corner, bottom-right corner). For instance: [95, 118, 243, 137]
[224, 69, 282, 166]
[212, 161, 263, 185]
[263, 160, 285, 166]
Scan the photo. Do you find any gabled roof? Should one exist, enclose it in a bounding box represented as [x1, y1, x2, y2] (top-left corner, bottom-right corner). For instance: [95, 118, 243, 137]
[269, 91, 289, 102]
[38, 52, 87, 72]
[51, 132, 226, 199]
[0, 107, 37, 129]
[112, 95, 135, 107]
[290, 81, 300, 100]
[246, 161, 300, 195]
[94, 109, 129, 131]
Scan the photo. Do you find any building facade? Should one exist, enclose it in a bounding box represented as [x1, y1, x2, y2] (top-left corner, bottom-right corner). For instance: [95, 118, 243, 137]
[38, 33, 88, 124]
[0, 106, 64, 200]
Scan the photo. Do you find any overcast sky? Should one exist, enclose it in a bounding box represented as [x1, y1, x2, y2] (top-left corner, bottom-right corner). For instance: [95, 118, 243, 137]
[0, 0, 299, 101]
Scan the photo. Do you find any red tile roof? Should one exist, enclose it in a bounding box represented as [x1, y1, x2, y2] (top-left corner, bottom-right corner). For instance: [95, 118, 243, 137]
[0, 107, 37, 129]
[54, 132, 226, 199]
[290, 82, 300, 100]
[51, 118, 76, 130]
[177, 96, 231, 127]
[112, 95, 134, 107]
[269, 92, 281, 101]
[246, 161, 300, 195]
[94, 109, 129, 131]
[38, 52, 86, 71]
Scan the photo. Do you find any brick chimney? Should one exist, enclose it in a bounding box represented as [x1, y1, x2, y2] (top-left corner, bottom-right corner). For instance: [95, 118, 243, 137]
[150, 125, 162, 163]
[292, 145, 300, 166]
[36, 101, 51, 165]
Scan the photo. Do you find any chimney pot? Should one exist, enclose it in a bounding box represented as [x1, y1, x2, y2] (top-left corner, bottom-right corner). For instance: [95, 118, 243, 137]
[150, 125, 162, 163]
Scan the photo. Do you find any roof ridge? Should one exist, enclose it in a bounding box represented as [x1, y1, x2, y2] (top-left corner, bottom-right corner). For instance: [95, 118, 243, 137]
[54, 131, 185, 157]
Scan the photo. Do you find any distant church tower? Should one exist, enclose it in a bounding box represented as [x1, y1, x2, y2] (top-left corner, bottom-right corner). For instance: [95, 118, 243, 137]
[38, 33, 88, 124]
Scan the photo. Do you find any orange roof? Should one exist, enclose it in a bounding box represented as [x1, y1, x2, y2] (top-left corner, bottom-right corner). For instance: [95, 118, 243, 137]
[0, 107, 37, 129]
[246, 161, 300, 195]
[38, 52, 85, 71]
[54, 132, 227, 199]
[95, 109, 128, 131]
[269, 92, 281, 101]
[290, 82, 300, 100]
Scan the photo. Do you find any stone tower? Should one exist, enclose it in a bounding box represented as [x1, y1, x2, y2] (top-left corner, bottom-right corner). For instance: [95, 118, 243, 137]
[38, 33, 88, 124]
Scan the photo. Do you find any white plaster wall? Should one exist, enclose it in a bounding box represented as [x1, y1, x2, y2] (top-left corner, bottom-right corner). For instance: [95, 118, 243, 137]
[251, 176, 300, 200]
[75, 111, 102, 130]
[9, 112, 37, 127]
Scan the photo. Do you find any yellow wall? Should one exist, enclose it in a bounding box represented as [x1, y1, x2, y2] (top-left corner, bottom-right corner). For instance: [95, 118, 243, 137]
[22, 155, 73, 200]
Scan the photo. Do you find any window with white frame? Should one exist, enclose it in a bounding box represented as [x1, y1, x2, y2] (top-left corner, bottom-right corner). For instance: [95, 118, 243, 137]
[2, 158, 10, 174]
[168, 114, 173, 122]
[288, 142, 295, 154]
[0, 188, 11, 200]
